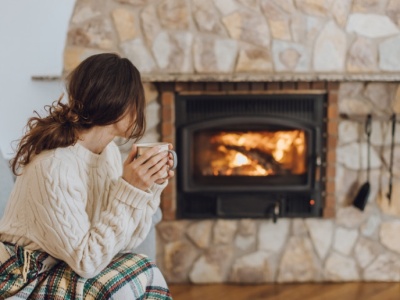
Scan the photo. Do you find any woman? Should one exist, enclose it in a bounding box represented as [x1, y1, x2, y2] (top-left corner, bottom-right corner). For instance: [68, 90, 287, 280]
[0, 53, 173, 299]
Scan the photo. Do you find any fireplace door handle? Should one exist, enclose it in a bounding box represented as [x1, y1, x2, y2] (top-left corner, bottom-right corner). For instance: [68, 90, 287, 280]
[272, 201, 280, 223]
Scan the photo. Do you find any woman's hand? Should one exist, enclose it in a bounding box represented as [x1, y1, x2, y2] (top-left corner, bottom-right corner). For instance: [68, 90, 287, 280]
[155, 144, 175, 185]
[122, 145, 170, 191]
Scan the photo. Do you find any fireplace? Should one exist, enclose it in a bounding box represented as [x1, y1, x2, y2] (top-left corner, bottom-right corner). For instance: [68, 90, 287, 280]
[65, 0, 400, 283]
[175, 93, 327, 220]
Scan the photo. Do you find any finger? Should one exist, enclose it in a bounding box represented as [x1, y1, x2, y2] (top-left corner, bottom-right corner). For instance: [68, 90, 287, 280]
[155, 178, 166, 184]
[154, 170, 175, 184]
[135, 146, 162, 165]
[152, 165, 169, 180]
[142, 151, 168, 169]
[124, 144, 137, 166]
[149, 157, 169, 177]
[168, 143, 173, 150]
[155, 169, 174, 184]
[167, 157, 174, 168]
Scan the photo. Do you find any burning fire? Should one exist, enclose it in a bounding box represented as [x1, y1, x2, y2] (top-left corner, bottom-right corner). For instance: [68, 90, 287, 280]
[233, 153, 249, 166]
[195, 130, 306, 176]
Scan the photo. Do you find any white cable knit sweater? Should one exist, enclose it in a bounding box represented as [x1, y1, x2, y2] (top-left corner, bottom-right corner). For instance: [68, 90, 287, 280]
[0, 141, 166, 278]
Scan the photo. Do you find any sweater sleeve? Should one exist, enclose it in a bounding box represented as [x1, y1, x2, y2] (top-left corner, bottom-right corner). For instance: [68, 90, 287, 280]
[122, 181, 167, 252]
[26, 158, 160, 278]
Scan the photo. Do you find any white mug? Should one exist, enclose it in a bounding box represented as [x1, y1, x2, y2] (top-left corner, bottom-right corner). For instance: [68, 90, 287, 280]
[135, 142, 178, 172]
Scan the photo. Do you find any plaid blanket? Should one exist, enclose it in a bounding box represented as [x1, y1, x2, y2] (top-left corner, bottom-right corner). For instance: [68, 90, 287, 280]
[0, 242, 172, 299]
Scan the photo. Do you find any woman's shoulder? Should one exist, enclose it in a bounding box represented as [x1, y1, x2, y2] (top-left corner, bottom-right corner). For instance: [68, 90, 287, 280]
[25, 142, 121, 174]
[25, 146, 78, 172]
[35, 146, 75, 162]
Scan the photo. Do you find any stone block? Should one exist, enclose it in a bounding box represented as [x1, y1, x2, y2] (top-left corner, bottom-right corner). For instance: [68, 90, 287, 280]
[295, 0, 333, 17]
[324, 252, 360, 281]
[186, 220, 214, 249]
[157, 0, 189, 30]
[313, 21, 346, 71]
[193, 0, 226, 35]
[332, 0, 352, 27]
[63, 46, 104, 72]
[347, 13, 399, 38]
[164, 240, 198, 282]
[347, 37, 378, 72]
[213, 220, 237, 245]
[278, 236, 322, 282]
[194, 37, 238, 73]
[140, 4, 161, 44]
[222, 11, 270, 47]
[352, 0, 388, 14]
[236, 47, 273, 72]
[380, 220, 400, 254]
[68, 18, 114, 50]
[333, 227, 358, 255]
[112, 8, 137, 42]
[355, 237, 382, 269]
[379, 35, 400, 71]
[152, 31, 193, 73]
[230, 251, 274, 283]
[258, 219, 290, 253]
[215, 0, 238, 15]
[305, 219, 334, 260]
[364, 253, 400, 281]
[121, 38, 156, 73]
[272, 40, 310, 71]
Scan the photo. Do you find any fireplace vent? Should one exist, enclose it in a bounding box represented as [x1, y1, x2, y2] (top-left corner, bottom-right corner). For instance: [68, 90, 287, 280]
[177, 94, 322, 126]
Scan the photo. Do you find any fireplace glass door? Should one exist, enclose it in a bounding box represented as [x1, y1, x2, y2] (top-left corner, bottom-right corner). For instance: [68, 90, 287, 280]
[181, 117, 314, 191]
[194, 129, 306, 179]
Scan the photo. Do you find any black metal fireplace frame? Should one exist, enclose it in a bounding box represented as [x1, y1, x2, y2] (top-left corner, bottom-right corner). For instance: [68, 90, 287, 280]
[181, 116, 315, 191]
[175, 93, 327, 219]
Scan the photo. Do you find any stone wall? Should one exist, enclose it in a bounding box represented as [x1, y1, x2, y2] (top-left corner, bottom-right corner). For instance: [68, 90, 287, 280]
[154, 82, 400, 283]
[116, 81, 400, 283]
[64, 0, 400, 283]
[65, 0, 400, 78]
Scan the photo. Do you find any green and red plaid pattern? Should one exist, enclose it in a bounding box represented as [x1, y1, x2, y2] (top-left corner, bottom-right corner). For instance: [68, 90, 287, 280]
[0, 242, 172, 299]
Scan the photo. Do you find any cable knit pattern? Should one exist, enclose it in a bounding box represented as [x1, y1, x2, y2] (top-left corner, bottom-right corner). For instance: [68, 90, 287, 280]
[0, 141, 166, 278]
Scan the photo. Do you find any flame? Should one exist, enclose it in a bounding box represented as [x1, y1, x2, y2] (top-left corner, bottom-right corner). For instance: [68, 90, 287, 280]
[195, 130, 306, 177]
[232, 153, 250, 167]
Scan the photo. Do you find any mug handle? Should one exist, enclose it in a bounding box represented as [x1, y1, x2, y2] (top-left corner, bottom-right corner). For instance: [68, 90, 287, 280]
[168, 150, 178, 170]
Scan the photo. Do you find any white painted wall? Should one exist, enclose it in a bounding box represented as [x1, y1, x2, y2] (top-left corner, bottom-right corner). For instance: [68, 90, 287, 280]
[0, 0, 75, 159]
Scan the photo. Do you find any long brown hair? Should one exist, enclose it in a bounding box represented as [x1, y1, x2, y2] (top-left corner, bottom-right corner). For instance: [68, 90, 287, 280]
[11, 53, 146, 175]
